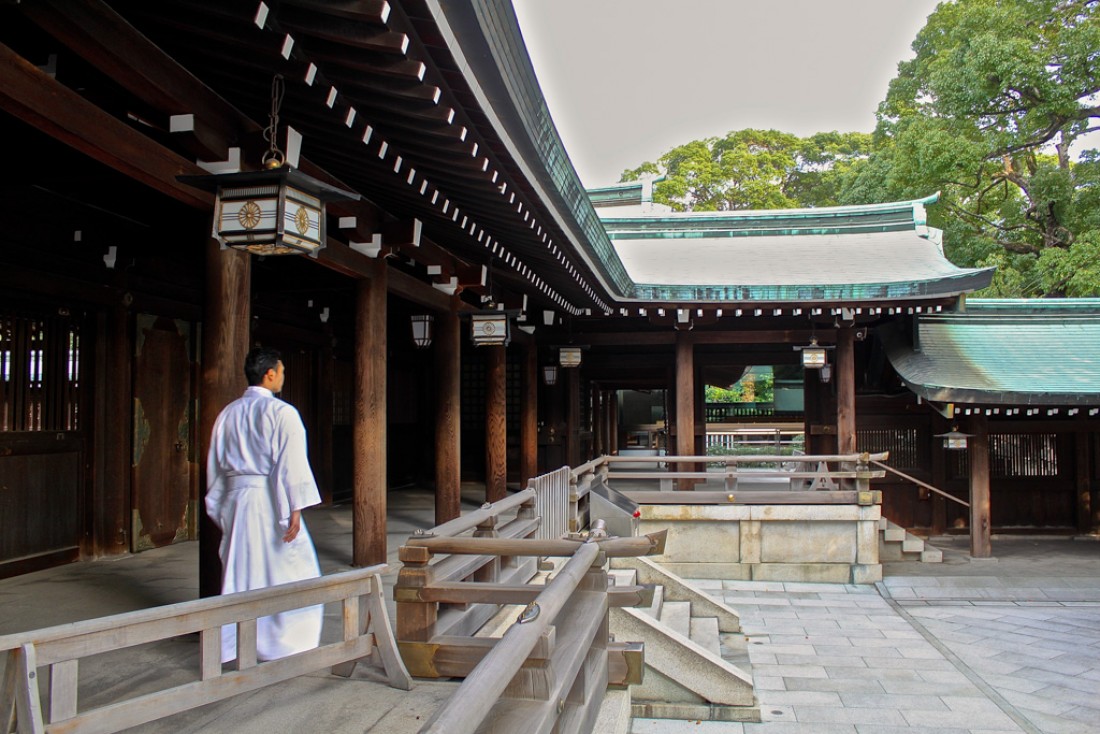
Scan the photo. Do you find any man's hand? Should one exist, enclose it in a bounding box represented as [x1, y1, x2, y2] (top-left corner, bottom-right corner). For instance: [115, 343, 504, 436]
[283, 510, 302, 543]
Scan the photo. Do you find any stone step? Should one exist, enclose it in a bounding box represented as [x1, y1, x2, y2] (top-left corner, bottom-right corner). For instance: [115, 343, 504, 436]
[659, 600, 691, 639]
[902, 536, 925, 553]
[689, 615, 721, 657]
[645, 583, 665, 619]
[921, 547, 943, 563]
[608, 568, 637, 588]
[878, 516, 889, 530]
[883, 526, 906, 542]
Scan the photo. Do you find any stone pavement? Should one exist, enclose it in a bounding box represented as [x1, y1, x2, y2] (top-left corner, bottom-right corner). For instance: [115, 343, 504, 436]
[634, 536, 1100, 734]
[3, 493, 1099, 733]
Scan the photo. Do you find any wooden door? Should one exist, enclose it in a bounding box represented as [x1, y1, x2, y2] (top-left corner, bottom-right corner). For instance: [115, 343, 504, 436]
[131, 315, 194, 551]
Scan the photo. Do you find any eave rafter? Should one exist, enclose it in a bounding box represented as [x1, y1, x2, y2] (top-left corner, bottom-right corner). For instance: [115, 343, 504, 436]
[107, 0, 602, 315]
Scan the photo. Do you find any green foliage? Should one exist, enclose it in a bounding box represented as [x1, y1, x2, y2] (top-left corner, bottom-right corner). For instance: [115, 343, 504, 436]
[621, 129, 872, 211]
[842, 0, 1100, 296]
[704, 371, 774, 403]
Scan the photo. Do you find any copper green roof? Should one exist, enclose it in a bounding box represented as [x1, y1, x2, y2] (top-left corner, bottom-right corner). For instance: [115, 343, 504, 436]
[590, 195, 994, 303]
[882, 300, 1100, 406]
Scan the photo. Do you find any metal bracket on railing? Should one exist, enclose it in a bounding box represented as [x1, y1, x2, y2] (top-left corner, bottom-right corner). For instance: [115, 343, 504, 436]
[517, 602, 540, 624]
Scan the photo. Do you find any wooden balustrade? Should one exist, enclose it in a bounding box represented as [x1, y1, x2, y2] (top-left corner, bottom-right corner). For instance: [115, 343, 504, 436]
[395, 490, 662, 734]
[1, 565, 410, 734]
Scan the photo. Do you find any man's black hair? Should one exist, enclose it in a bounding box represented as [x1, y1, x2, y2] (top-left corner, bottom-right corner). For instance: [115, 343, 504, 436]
[244, 347, 282, 386]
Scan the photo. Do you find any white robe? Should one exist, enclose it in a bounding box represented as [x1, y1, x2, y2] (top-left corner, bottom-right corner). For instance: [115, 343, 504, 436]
[205, 385, 323, 663]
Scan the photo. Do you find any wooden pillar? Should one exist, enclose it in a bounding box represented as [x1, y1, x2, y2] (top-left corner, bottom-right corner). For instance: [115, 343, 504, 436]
[565, 367, 580, 468]
[485, 345, 507, 502]
[609, 390, 619, 455]
[1075, 429, 1092, 534]
[519, 343, 538, 488]
[93, 301, 131, 558]
[199, 244, 250, 598]
[353, 260, 387, 567]
[930, 417, 948, 536]
[595, 388, 606, 457]
[434, 303, 461, 524]
[675, 332, 694, 490]
[968, 413, 991, 558]
[316, 336, 335, 504]
[836, 327, 856, 455]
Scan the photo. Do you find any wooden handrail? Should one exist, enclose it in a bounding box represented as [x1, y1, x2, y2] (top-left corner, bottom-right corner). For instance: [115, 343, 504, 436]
[419, 542, 602, 734]
[426, 488, 537, 538]
[2, 565, 411, 734]
[871, 460, 970, 508]
[402, 531, 667, 560]
[603, 452, 889, 464]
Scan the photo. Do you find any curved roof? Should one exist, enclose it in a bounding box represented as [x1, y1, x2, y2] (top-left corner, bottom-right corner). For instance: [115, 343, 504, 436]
[595, 194, 994, 303]
[882, 300, 1100, 406]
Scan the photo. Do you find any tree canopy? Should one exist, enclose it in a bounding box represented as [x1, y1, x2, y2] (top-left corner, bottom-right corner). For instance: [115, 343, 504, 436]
[841, 0, 1100, 296]
[621, 129, 872, 211]
[619, 0, 1100, 297]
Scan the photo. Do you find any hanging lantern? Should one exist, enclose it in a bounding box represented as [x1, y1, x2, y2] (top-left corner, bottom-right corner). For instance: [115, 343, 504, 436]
[542, 365, 559, 386]
[411, 314, 434, 349]
[177, 74, 358, 257]
[936, 428, 972, 450]
[800, 338, 827, 368]
[819, 363, 832, 383]
[559, 346, 582, 368]
[179, 166, 359, 257]
[470, 311, 511, 347]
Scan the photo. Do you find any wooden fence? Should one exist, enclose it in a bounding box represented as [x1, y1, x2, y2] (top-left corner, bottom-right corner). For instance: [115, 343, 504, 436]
[1, 565, 410, 734]
[395, 489, 663, 734]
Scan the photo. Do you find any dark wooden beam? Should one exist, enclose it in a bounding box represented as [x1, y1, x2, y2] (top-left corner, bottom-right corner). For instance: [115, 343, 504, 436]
[0, 42, 212, 210]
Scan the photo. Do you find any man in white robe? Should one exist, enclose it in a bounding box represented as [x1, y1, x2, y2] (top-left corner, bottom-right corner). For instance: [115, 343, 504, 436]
[205, 347, 323, 663]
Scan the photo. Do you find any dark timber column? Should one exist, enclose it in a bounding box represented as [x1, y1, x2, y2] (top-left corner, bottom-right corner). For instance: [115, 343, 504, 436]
[520, 343, 538, 487]
[675, 332, 695, 490]
[836, 327, 856, 455]
[930, 416, 948, 535]
[485, 345, 507, 502]
[566, 367, 581, 468]
[94, 301, 131, 558]
[317, 337, 335, 504]
[968, 413, 992, 558]
[594, 388, 605, 456]
[435, 303, 461, 524]
[609, 391, 619, 455]
[1075, 429, 1091, 534]
[199, 244, 250, 597]
[353, 260, 387, 567]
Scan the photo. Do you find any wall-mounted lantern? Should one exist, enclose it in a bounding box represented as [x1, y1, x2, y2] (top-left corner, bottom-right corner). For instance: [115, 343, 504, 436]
[542, 365, 559, 386]
[936, 428, 972, 450]
[410, 314, 434, 349]
[559, 346, 583, 368]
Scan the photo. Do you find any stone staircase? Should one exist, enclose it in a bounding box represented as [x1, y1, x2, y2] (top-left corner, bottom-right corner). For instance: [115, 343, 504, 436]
[878, 517, 943, 562]
[608, 556, 758, 723]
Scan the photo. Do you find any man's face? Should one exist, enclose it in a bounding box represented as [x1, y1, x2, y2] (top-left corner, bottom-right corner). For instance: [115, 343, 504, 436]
[264, 361, 286, 393]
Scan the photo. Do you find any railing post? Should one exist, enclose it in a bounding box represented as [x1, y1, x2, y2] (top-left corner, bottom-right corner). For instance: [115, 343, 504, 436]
[395, 543, 436, 644]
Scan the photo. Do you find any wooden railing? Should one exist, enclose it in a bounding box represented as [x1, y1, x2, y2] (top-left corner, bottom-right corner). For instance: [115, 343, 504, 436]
[594, 452, 889, 502]
[1, 565, 410, 734]
[394, 487, 663, 734]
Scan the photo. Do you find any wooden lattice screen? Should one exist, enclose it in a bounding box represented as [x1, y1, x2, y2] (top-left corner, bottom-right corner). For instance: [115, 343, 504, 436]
[0, 311, 82, 432]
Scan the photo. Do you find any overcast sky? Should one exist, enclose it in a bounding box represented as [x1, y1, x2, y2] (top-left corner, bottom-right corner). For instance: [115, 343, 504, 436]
[512, 0, 942, 188]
